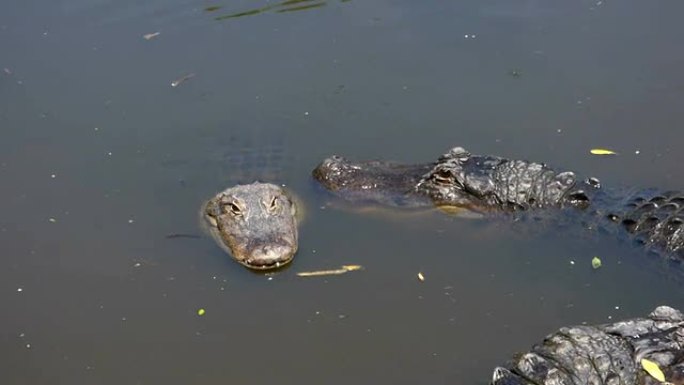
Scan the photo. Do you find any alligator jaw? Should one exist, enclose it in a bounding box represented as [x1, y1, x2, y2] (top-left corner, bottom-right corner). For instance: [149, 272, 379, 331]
[237, 239, 297, 270]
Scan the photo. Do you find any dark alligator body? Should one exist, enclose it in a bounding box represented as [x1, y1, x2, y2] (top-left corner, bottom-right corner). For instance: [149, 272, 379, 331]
[492, 306, 684, 385]
[313, 146, 684, 259]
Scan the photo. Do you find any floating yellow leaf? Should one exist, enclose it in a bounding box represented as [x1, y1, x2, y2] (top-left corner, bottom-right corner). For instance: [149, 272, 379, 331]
[297, 265, 363, 277]
[417, 272, 425, 282]
[592, 256, 602, 269]
[197, 308, 206, 316]
[641, 358, 665, 382]
[590, 148, 617, 155]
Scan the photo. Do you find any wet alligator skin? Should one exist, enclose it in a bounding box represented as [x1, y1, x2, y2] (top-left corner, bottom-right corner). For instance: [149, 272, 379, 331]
[203, 182, 298, 270]
[313, 147, 684, 259]
[491, 306, 684, 385]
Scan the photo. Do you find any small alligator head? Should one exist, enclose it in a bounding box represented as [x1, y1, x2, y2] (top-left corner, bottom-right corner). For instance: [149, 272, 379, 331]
[203, 182, 298, 270]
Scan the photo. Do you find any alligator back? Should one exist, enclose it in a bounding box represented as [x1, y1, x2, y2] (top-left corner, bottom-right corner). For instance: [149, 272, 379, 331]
[597, 188, 684, 259]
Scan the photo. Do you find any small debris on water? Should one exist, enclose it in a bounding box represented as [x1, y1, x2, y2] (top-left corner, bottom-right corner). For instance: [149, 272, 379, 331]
[3, 67, 11, 75]
[50, 174, 56, 178]
[635, 149, 640, 155]
[127, 219, 134, 224]
[590, 148, 617, 155]
[297, 265, 363, 277]
[591, 256, 602, 269]
[17, 287, 23, 292]
[165, 233, 201, 239]
[142, 32, 160, 40]
[197, 308, 206, 316]
[570, 260, 575, 265]
[417, 272, 425, 282]
[171, 73, 195, 87]
[48, 218, 56, 223]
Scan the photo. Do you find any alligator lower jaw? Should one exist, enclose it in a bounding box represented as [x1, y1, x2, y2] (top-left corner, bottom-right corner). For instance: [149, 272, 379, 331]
[238, 256, 295, 270]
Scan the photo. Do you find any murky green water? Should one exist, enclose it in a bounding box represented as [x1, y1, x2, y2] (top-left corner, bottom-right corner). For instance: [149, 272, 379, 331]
[1, 0, 683, 384]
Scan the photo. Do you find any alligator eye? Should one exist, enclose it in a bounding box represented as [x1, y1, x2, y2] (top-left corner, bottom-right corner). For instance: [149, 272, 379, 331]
[229, 202, 242, 216]
[434, 169, 453, 184]
[267, 196, 279, 212]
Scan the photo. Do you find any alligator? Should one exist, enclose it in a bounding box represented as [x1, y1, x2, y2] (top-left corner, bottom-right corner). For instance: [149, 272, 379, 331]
[313, 146, 684, 259]
[491, 305, 684, 385]
[199, 149, 684, 383]
[203, 182, 299, 270]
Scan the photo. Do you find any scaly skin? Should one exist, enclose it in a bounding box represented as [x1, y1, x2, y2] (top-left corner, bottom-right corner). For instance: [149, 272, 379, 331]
[203, 182, 298, 270]
[491, 306, 684, 385]
[313, 146, 684, 258]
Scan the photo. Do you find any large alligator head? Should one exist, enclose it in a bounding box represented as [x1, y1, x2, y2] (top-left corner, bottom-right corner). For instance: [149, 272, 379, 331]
[415, 147, 585, 211]
[203, 182, 298, 270]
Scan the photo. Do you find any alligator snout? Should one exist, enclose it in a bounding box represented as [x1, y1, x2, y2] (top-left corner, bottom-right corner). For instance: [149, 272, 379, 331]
[243, 241, 296, 269]
[312, 155, 355, 191]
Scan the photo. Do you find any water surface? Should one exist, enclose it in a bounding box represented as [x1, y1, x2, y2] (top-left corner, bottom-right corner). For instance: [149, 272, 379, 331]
[1, 0, 683, 384]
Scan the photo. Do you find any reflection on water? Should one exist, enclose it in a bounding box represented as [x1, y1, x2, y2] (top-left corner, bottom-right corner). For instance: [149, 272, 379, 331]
[211, 0, 350, 20]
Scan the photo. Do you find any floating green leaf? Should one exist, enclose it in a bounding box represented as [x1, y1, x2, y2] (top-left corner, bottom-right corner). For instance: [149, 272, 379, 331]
[197, 308, 206, 316]
[591, 256, 602, 269]
[641, 358, 665, 382]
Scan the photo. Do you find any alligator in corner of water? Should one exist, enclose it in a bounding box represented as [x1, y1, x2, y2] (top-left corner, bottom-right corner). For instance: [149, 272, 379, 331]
[491, 305, 684, 385]
[312, 146, 684, 259]
[203, 182, 299, 270]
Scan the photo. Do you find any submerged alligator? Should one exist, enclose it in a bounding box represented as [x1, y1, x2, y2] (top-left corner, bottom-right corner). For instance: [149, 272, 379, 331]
[203, 182, 299, 269]
[492, 305, 684, 385]
[313, 146, 684, 259]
